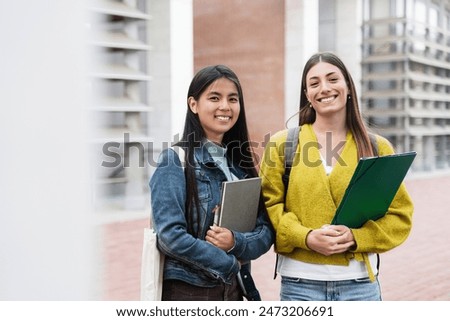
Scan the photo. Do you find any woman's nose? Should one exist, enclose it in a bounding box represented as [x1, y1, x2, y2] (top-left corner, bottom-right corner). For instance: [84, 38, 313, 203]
[219, 99, 230, 110]
[319, 81, 331, 92]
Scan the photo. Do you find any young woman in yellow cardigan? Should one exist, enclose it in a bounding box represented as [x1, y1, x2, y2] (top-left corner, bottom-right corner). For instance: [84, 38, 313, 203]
[259, 52, 414, 301]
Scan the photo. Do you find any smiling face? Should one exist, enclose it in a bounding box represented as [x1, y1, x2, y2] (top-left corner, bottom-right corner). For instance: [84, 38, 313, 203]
[304, 62, 349, 119]
[188, 77, 240, 144]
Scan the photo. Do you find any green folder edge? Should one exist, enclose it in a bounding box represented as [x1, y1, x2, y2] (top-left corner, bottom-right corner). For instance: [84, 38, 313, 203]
[331, 151, 417, 228]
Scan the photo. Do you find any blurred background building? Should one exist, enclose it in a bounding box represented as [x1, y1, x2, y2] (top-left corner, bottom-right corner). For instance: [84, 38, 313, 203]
[89, 0, 450, 299]
[361, 0, 450, 172]
[90, 0, 450, 220]
[1, 0, 449, 300]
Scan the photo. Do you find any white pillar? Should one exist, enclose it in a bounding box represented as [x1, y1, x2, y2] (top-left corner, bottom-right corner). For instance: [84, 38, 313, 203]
[170, 0, 193, 138]
[284, 0, 319, 126]
[0, 1, 94, 299]
[335, 0, 363, 97]
[148, 0, 193, 149]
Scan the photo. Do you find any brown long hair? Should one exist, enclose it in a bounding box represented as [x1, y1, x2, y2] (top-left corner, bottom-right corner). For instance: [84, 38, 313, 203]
[298, 52, 374, 158]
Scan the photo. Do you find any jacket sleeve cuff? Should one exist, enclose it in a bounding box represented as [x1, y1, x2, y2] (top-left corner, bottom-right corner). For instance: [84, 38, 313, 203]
[276, 212, 311, 253]
[227, 231, 246, 258]
[223, 256, 241, 284]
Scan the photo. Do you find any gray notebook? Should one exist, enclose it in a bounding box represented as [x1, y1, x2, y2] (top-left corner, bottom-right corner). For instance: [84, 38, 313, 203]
[215, 177, 262, 232]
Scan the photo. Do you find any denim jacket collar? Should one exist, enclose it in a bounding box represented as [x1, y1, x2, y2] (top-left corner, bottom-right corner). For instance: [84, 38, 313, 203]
[194, 141, 247, 180]
[194, 142, 216, 167]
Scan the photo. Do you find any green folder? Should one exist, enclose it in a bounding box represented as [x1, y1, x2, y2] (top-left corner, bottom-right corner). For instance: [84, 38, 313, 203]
[331, 151, 417, 228]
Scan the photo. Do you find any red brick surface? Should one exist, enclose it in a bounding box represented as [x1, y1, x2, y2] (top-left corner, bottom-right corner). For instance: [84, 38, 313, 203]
[193, 0, 286, 158]
[103, 174, 450, 301]
[102, 219, 146, 300]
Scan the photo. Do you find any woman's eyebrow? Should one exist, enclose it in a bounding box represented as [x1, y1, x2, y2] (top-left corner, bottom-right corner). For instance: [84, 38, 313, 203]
[308, 71, 338, 81]
[206, 91, 239, 97]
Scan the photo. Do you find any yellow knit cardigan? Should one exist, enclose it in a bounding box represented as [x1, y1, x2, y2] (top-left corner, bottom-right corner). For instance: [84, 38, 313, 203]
[259, 124, 414, 280]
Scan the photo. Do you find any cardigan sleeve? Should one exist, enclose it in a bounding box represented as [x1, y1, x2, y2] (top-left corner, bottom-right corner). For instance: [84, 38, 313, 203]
[351, 135, 414, 253]
[259, 130, 312, 254]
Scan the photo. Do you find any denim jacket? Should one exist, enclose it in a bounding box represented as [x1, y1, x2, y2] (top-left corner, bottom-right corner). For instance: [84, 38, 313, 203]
[150, 143, 274, 288]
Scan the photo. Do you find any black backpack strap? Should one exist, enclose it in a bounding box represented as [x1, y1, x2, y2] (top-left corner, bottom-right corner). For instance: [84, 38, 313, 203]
[282, 126, 301, 194]
[274, 126, 301, 280]
[238, 263, 261, 301]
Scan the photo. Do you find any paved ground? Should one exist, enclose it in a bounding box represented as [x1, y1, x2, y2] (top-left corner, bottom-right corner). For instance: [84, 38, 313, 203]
[251, 173, 450, 301]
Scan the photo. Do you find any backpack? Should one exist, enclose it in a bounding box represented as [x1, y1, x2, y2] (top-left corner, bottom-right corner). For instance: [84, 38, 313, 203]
[282, 126, 301, 196]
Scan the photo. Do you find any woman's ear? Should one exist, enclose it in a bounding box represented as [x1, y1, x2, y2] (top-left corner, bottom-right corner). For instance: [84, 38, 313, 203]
[188, 97, 197, 114]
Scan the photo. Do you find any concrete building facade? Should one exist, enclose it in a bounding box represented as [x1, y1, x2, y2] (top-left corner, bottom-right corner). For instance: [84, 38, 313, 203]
[360, 0, 450, 172]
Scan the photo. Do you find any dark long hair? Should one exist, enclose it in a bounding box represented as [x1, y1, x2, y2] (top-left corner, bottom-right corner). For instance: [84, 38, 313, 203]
[298, 52, 374, 158]
[176, 65, 258, 235]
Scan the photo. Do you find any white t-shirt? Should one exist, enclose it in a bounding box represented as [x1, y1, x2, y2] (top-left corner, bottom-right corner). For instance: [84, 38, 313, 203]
[205, 140, 237, 181]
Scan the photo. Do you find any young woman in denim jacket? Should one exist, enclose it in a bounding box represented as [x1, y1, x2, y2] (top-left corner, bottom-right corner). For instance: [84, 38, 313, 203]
[150, 65, 274, 301]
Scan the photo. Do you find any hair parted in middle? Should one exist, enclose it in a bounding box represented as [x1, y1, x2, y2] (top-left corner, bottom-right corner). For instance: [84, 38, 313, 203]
[298, 51, 375, 159]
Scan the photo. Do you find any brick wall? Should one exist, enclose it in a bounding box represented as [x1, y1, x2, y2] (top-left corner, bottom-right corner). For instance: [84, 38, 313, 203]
[194, 0, 287, 159]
